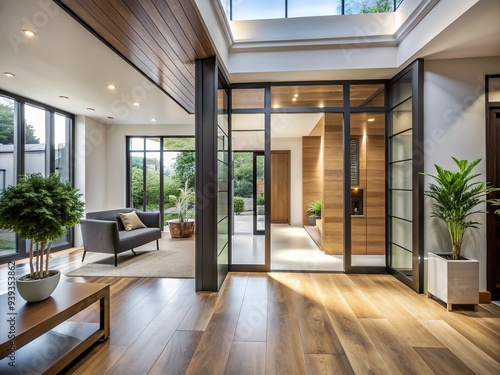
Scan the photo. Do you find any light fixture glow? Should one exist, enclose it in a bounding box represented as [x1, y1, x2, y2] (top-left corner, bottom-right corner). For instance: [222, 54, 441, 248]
[87, 107, 95, 111]
[292, 98, 297, 102]
[4, 72, 15, 77]
[294, 94, 299, 98]
[107, 84, 116, 90]
[318, 104, 324, 108]
[22, 29, 37, 37]
[367, 118, 375, 122]
[151, 118, 157, 122]
[59, 95, 68, 99]
[133, 102, 140, 106]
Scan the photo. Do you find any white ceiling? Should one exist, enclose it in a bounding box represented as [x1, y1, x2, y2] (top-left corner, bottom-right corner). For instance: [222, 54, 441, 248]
[0, 0, 194, 126]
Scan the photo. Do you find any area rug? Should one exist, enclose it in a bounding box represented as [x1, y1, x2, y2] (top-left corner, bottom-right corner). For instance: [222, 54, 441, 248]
[65, 233, 194, 278]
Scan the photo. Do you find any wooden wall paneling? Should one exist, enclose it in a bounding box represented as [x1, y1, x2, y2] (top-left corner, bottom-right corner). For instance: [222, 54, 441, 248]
[322, 114, 343, 255]
[68, 0, 194, 108]
[366, 135, 386, 255]
[57, 0, 216, 113]
[271, 151, 290, 224]
[302, 136, 323, 226]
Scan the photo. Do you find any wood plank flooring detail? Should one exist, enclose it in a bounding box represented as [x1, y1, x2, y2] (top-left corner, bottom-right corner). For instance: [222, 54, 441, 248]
[1, 250, 499, 374]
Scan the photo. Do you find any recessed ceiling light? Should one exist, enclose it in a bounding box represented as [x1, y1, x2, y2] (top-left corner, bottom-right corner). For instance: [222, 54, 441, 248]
[107, 116, 114, 120]
[4, 72, 15, 77]
[133, 102, 140, 106]
[151, 118, 157, 122]
[59, 95, 69, 99]
[22, 29, 37, 38]
[87, 107, 95, 111]
[367, 118, 375, 122]
[107, 84, 116, 90]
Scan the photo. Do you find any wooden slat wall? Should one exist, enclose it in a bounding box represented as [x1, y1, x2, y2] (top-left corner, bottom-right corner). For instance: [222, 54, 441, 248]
[271, 151, 290, 224]
[322, 114, 344, 255]
[302, 136, 323, 226]
[56, 0, 216, 114]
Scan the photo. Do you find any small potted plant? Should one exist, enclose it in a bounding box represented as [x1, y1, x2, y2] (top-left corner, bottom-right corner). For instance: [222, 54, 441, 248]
[307, 199, 322, 226]
[0, 173, 84, 302]
[167, 180, 195, 238]
[424, 158, 496, 311]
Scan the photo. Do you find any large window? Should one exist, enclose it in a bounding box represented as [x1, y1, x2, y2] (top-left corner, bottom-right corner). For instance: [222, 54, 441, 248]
[225, 0, 403, 20]
[0, 90, 75, 263]
[127, 137, 195, 226]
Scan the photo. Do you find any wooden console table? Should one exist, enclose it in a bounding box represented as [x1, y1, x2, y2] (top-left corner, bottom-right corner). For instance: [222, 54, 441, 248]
[0, 282, 110, 374]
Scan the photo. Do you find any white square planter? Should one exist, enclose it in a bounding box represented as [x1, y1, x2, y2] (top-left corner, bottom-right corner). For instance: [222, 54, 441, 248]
[427, 252, 479, 312]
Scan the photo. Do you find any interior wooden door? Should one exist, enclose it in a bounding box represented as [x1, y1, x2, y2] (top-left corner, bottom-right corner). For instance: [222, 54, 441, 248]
[271, 151, 290, 224]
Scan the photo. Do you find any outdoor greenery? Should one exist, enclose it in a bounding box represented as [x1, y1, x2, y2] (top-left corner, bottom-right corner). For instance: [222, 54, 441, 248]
[130, 151, 195, 211]
[234, 197, 245, 214]
[423, 158, 497, 260]
[360, 0, 393, 13]
[307, 199, 322, 217]
[0, 173, 84, 279]
[0, 101, 40, 144]
[257, 195, 265, 206]
[233, 153, 264, 198]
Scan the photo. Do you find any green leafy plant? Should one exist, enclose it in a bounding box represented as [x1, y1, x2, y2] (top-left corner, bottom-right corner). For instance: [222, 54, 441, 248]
[257, 195, 265, 206]
[234, 197, 244, 215]
[169, 180, 195, 222]
[307, 199, 322, 217]
[423, 158, 496, 260]
[360, 0, 393, 13]
[0, 173, 84, 279]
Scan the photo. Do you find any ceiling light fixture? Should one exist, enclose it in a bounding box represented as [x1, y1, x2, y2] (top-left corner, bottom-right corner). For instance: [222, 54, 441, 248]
[22, 29, 37, 37]
[294, 94, 299, 98]
[292, 98, 297, 102]
[4, 72, 15, 77]
[107, 116, 114, 120]
[151, 118, 157, 122]
[107, 84, 116, 90]
[367, 118, 375, 122]
[59, 95, 69, 99]
[87, 107, 95, 111]
[133, 102, 140, 106]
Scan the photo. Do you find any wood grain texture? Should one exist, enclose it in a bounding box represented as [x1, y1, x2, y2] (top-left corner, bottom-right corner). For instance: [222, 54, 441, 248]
[420, 319, 500, 374]
[224, 341, 266, 375]
[1, 254, 499, 374]
[322, 114, 344, 254]
[305, 354, 354, 375]
[302, 135, 323, 226]
[271, 151, 290, 224]
[57, 0, 216, 113]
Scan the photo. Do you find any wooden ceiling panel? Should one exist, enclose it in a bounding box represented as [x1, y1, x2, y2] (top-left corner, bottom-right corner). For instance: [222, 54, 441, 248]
[56, 0, 216, 114]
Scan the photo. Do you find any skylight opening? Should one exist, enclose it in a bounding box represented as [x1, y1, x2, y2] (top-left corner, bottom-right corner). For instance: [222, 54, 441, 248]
[221, 0, 404, 21]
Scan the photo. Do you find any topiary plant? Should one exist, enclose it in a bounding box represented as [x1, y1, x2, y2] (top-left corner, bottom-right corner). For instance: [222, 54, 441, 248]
[0, 173, 85, 279]
[234, 197, 244, 215]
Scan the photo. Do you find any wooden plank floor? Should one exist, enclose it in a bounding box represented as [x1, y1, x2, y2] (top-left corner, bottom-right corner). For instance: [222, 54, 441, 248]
[1, 248, 499, 374]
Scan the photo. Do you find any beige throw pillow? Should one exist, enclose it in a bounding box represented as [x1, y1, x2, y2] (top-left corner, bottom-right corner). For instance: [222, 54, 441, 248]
[119, 211, 146, 231]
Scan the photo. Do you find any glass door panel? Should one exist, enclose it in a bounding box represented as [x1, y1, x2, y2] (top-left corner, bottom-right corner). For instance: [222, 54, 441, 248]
[255, 153, 265, 234]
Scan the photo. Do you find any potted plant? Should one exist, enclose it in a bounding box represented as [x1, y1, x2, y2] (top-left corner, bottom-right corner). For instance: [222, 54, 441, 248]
[0, 173, 84, 302]
[424, 158, 496, 311]
[167, 180, 195, 238]
[306, 199, 322, 226]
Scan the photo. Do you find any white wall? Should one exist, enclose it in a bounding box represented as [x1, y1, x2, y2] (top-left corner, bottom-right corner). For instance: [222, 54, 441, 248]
[105, 124, 195, 208]
[423, 56, 500, 290]
[271, 137, 302, 226]
[74, 115, 108, 245]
